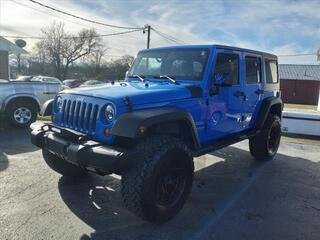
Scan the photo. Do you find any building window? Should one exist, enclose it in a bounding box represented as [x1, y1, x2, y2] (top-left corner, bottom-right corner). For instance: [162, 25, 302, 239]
[245, 56, 261, 84]
[213, 53, 239, 85]
[265, 59, 278, 83]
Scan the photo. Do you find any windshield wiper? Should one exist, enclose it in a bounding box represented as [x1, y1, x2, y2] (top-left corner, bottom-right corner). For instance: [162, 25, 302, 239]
[159, 75, 179, 85]
[128, 74, 145, 82]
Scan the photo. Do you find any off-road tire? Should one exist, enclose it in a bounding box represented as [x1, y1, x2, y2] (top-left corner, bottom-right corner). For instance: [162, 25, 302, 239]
[42, 149, 88, 177]
[121, 135, 194, 223]
[6, 100, 38, 128]
[249, 114, 281, 161]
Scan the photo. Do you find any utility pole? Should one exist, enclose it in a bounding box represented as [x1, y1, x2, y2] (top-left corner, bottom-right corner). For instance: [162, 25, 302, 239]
[144, 24, 151, 49]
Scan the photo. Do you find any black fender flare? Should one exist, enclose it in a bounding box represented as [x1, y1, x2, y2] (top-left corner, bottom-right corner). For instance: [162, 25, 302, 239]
[40, 99, 54, 116]
[111, 107, 200, 149]
[253, 96, 283, 130]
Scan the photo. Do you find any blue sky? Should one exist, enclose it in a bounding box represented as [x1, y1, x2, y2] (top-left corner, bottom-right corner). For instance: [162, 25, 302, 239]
[1, 0, 319, 64]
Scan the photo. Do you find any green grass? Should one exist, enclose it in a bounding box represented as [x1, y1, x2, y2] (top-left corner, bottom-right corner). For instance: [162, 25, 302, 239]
[37, 115, 51, 121]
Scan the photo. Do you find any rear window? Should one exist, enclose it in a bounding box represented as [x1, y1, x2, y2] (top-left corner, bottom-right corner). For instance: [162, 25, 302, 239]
[245, 56, 261, 84]
[265, 59, 278, 83]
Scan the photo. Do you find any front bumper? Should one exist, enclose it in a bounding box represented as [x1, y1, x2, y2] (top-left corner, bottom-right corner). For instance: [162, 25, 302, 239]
[31, 123, 136, 174]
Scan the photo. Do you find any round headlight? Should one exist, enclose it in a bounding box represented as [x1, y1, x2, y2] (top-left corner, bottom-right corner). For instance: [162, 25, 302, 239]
[56, 96, 63, 112]
[105, 104, 115, 122]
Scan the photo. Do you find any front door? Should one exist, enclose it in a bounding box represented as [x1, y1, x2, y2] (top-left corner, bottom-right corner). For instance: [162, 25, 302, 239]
[206, 50, 244, 140]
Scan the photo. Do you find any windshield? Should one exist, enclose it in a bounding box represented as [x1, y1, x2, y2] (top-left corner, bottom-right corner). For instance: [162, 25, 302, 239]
[128, 48, 210, 81]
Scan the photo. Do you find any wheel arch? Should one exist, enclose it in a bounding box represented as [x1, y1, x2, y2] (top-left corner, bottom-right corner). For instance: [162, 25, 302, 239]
[111, 107, 201, 150]
[253, 96, 283, 130]
[3, 94, 41, 113]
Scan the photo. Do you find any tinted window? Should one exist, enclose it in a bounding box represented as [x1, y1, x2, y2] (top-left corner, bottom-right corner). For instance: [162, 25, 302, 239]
[245, 56, 261, 84]
[128, 48, 209, 80]
[213, 53, 239, 85]
[265, 59, 278, 83]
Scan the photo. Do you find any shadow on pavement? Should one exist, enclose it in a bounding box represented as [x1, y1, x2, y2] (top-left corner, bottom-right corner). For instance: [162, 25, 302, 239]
[0, 127, 39, 171]
[57, 144, 320, 240]
[0, 127, 38, 155]
[0, 151, 9, 171]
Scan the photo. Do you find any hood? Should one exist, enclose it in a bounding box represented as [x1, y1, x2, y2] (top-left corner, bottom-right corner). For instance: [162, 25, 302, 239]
[61, 81, 199, 106]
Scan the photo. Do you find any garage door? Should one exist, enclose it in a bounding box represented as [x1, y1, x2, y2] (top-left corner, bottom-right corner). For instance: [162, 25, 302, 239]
[280, 79, 320, 105]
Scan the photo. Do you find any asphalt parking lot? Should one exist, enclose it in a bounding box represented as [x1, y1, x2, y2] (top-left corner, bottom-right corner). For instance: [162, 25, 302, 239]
[1, 124, 320, 240]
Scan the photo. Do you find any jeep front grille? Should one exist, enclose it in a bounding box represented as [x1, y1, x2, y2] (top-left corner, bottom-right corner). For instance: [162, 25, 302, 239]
[61, 99, 99, 133]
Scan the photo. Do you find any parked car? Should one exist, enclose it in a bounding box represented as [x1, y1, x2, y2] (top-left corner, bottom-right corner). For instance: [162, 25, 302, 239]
[62, 79, 83, 88]
[31, 45, 282, 223]
[31, 76, 61, 84]
[0, 79, 61, 128]
[12, 75, 34, 81]
[79, 80, 104, 87]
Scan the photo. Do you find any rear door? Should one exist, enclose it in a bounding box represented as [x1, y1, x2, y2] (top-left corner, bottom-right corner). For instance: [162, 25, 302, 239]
[242, 53, 263, 129]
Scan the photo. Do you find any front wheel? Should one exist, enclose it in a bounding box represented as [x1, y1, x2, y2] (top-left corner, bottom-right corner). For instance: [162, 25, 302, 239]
[6, 101, 38, 128]
[121, 136, 194, 223]
[249, 114, 281, 161]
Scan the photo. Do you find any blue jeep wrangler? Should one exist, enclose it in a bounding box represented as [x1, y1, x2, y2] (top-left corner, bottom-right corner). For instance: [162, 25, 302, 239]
[31, 45, 282, 223]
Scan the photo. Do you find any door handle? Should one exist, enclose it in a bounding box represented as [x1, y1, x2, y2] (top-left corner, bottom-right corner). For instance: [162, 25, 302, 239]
[233, 91, 246, 97]
[255, 89, 264, 95]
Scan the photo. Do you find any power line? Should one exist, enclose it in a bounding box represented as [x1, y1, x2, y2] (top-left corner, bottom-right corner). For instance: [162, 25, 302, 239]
[11, 0, 89, 29]
[152, 27, 186, 44]
[1, 29, 142, 40]
[151, 27, 186, 45]
[278, 53, 317, 57]
[10, 0, 142, 42]
[151, 29, 180, 44]
[28, 0, 144, 30]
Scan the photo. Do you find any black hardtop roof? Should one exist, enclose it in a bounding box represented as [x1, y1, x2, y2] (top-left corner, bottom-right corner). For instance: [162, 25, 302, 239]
[140, 44, 277, 59]
[213, 44, 277, 59]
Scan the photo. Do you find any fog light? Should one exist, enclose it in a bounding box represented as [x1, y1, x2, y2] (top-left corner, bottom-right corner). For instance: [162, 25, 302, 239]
[104, 128, 111, 136]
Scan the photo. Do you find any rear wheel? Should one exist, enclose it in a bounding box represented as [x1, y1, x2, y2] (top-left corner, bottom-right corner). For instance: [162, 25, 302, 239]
[249, 114, 281, 161]
[42, 149, 88, 178]
[6, 100, 37, 128]
[121, 135, 194, 223]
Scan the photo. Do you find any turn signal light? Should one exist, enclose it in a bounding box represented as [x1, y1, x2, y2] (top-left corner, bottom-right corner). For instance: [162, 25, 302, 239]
[104, 128, 111, 136]
[139, 126, 146, 134]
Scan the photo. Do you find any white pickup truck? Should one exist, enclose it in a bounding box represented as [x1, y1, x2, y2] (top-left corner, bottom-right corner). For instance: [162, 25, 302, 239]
[0, 79, 61, 128]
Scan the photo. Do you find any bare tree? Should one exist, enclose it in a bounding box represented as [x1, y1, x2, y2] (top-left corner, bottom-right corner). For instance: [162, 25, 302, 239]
[38, 22, 101, 79]
[40, 22, 66, 79]
[62, 28, 101, 79]
[110, 55, 134, 80]
[119, 54, 134, 66]
[32, 41, 47, 74]
[88, 43, 108, 78]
